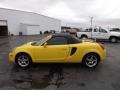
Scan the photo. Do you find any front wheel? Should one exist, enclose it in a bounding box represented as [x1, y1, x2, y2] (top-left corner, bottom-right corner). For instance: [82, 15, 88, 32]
[82, 53, 100, 68]
[15, 53, 32, 68]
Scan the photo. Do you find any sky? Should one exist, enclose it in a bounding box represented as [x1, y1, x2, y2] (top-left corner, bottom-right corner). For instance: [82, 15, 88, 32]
[0, 0, 120, 28]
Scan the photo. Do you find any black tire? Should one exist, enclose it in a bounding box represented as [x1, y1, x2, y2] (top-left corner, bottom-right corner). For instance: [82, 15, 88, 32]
[15, 53, 32, 68]
[110, 37, 118, 43]
[82, 53, 100, 68]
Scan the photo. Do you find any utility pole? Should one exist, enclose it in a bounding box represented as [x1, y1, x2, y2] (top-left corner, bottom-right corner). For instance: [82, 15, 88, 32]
[90, 17, 93, 28]
[90, 17, 94, 40]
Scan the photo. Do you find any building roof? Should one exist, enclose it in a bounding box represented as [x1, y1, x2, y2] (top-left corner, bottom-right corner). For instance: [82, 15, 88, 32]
[0, 7, 61, 22]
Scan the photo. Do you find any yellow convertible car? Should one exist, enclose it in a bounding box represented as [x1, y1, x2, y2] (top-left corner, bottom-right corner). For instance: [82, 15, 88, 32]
[9, 34, 106, 68]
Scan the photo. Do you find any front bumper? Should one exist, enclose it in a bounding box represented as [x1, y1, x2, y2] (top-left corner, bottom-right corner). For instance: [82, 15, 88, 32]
[118, 36, 120, 40]
[9, 52, 15, 62]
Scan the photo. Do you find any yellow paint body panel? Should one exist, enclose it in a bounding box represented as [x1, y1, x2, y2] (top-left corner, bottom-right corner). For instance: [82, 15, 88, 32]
[9, 39, 106, 64]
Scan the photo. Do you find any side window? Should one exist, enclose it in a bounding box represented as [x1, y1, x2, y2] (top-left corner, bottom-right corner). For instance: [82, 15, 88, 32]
[47, 37, 68, 45]
[100, 29, 107, 33]
[89, 28, 92, 32]
[94, 28, 99, 32]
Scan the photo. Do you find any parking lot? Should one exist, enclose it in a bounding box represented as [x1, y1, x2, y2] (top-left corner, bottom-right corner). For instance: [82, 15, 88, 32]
[0, 35, 120, 90]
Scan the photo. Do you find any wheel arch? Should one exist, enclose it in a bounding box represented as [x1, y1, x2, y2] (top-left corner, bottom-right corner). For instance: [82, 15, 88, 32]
[15, 52, 32, 62]
[81, 34, 88, 38]
[109, 36, 118, 40]
[82, 52, 100, 63]
[109, 36, 118, 43]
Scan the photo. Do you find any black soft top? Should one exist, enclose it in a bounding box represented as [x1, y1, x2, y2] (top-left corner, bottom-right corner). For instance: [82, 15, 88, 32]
[52, 33, 81, 44]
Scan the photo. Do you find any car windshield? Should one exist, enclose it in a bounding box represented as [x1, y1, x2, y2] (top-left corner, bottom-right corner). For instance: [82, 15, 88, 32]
[31, 35, 52, 46]
[72, 35, 81, 43]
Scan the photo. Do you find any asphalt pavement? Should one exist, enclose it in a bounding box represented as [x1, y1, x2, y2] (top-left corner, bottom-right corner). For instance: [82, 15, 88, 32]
[0, 35, 120, 90]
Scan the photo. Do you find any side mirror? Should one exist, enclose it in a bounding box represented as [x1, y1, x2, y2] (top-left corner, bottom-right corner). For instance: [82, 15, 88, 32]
[43, 42, 47, 48]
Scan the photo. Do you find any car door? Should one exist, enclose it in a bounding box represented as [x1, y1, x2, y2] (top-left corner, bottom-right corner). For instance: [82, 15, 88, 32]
[99, 29, 109, 39]
[92, 28, 100, 39]
[35, 36, 70, 61]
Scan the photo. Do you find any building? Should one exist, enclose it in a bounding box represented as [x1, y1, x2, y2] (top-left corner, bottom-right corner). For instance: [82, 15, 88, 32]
[0, 8, 61, 36]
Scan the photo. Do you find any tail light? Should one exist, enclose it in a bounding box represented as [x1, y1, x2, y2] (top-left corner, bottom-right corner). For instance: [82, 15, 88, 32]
[98, 43, 105, 50]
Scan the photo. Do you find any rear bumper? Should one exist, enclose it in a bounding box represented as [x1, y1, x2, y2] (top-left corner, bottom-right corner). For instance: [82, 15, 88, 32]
[103, 49, 107, 60]
[100, 49, 107, 61]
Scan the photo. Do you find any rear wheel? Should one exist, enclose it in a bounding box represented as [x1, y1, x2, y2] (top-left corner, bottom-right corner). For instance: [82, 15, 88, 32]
[15, 53, 32, 68]
[110, 37, 117, 43]
[82, 53, 100, 68]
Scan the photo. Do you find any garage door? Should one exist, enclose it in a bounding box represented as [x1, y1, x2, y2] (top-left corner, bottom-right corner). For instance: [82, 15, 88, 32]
[26, 25, 40, 35]
[0, 20, 8, 36]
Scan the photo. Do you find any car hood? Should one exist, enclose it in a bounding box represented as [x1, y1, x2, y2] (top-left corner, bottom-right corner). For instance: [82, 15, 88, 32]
[11, 42, 34, 52]
[26, 41, 37, 45]
[19, 41, 37, 47]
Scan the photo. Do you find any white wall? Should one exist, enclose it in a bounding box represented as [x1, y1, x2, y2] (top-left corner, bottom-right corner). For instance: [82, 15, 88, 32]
[26, 25, 40, 35]
[0, 8, 61, 35]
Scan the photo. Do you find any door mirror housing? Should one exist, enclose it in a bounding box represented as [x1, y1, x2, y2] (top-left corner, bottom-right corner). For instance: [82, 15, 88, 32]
[43, 42, 47, 48]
